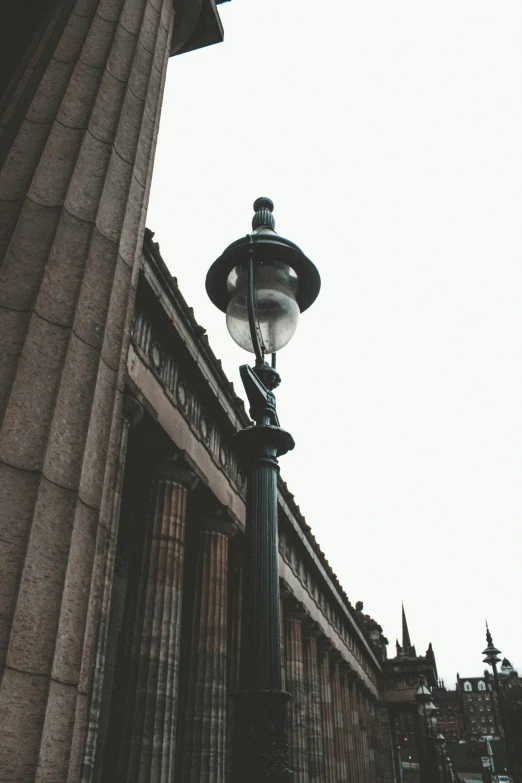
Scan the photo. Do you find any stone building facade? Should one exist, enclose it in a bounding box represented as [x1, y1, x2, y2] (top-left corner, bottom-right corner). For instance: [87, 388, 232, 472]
[456, 674, 500, 739]
[0, 0, 226, 779]
[104, 229, 398, 782]
[0, 1, 436, 780]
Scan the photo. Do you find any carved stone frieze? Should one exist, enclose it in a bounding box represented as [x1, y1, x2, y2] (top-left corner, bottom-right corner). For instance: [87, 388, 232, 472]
[279, 527, 379, 694]
[131, 308, 245, 497]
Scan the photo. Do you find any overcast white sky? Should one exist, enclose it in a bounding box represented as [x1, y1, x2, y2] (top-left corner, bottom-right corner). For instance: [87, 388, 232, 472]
[147, 0, 522, 686]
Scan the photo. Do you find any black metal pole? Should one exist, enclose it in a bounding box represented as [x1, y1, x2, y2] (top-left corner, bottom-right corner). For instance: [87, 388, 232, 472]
[491, 660, 519, 783]
[231, 363, 294, 782]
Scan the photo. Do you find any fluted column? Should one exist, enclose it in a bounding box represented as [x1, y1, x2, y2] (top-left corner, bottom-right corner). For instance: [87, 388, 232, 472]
[302, 628, 324, 781]
[284, 608, 308, 783]
[367, 697, 378, 783]
[359, 689, 371, 780]
[318, 643, 336, 782]
[331, 657, 349, 782]
[181, 511, 237, 783]
[82, 394, 143, 781]
[119, 458, 197, 782]
[355, 682, 368, 783]
[377, 704, 399, 783]
[348, 678, 363, 783]
[0, 1, 175, 779]
[227, 556, 244, 696]
[341, 667, 358, 783]
[280, 596, 287, 691]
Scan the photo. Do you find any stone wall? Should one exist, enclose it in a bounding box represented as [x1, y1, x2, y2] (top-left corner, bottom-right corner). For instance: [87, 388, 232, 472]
[0, 1, 226, 779]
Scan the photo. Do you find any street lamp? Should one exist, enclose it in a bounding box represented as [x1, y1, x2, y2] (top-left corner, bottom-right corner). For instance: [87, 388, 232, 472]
[482, 623, 519, 783]
[206, 197, 320, 782]
[435, 732, 451, 783]
[415, 675, 441, 783]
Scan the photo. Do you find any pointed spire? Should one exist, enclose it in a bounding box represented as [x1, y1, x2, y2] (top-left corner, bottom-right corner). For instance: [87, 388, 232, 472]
[402, 602, 413, 653]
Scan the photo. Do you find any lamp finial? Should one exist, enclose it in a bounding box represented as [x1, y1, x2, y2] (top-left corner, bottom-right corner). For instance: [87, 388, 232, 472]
[486, 620, 493, 646]
[252, 197, 275, 231]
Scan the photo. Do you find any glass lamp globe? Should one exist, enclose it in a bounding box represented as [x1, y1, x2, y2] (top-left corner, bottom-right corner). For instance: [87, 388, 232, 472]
[205, 197, 320, 356]
[428, 713, 438, 729]
[418, 699, 436, 717]
[225, 261, 299, 354]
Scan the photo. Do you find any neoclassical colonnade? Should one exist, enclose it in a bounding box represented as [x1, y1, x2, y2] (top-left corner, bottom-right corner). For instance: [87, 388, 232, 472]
[85, 403, 389, 782]
[74, 232, 397, 782]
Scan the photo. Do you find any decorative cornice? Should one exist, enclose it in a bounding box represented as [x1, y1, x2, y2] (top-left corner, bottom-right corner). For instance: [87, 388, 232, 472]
[170, 0, 225, 57]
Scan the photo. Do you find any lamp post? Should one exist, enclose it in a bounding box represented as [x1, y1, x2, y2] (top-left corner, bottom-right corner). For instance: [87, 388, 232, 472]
[206, 198, 320, 782]
[435, 732, 453, 783]
[446, 754, 455, 783]
[482, 623, 519, 783]
[415, 675, 441, 783]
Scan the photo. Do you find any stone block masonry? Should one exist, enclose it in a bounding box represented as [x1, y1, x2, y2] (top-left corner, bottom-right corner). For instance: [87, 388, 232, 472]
[0, 0, 174, 778]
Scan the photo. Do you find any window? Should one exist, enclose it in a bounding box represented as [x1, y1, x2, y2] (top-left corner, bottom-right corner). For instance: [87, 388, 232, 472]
[464, 681, 472, 692]
[478, 681, 486, 691]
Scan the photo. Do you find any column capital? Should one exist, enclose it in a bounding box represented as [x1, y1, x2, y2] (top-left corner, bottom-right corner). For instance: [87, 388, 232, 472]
[302, 620, 323, 639]
[122, 393, 144, 428]
[154, 452, 201, 490]
[281, 593, 307, 622]
[199, 504, 238, 537]
[330, 650, 346, 666]
[339, 660, 356, 677]
[346, 668, 360, 684]
[317, 637, 333, 656]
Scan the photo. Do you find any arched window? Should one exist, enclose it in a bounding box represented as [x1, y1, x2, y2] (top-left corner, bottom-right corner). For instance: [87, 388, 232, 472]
[464, 681, 472, 692]
[478, 681, 486, 691]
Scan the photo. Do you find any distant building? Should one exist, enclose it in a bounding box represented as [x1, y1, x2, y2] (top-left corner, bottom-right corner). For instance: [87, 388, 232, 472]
[456, 674, 499, 738]
[432, 681, 463, 743]
[382, 606, 439, 782]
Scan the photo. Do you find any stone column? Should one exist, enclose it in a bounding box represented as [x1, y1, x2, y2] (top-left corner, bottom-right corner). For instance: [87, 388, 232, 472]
[284, 607, 308, 783]
[181, 511, 237, 783]
[367, 696, 378, 783]
[81, 393, 143, 781]
[0, 1, 176, 780]
[302, 628, 325, 781]
[318, 643, 336, 783]
[331, 657, 349, 782]
[348, 677, 363, 783]
[118, 458, 197, 782]
[355, 681, 367, 783]
[341, 669, 357, 783]
[227, 556, 244, 696]
[280, 596, 287, 691]
[364, 692, 376, 783]
[377, 704, 399, 783]
[359, 689, 371, 781]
